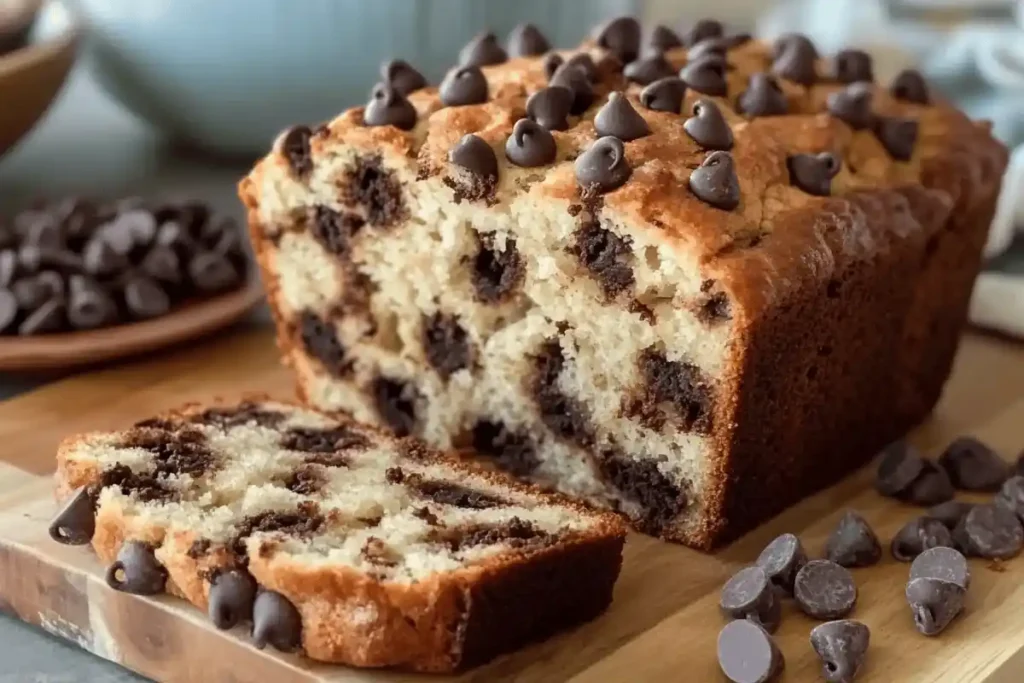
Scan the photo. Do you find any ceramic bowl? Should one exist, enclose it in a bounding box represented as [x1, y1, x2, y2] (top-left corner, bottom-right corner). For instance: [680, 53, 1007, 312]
[0, 0, 79, 158]
[68, 0, 636, 159]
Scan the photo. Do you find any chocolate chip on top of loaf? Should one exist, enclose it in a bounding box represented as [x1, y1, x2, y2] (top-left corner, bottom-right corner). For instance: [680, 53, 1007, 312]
[239, 18, 1008, 549]
[51, 399, 626, 671]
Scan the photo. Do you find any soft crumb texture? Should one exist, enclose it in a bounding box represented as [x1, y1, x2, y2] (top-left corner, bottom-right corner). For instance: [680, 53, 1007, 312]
[239, 29, 1007, 549]
[55, 399, 626, 671]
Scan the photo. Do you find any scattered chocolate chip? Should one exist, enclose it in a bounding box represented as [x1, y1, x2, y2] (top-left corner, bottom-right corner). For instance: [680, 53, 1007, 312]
[809, 620, 870, 683]
[542, 52, 564, 81]
[937, 436, 1007, 492]
[794, 560, 857, 620]
[471, 233, 523, 303]
[594, 16, 641, 63]
[756, 532, 807, 595]
[891, 516, 953, 562]
[363, 82, 417, 131]
[449, 134, 499, 182]
[189, 251, 241, 293]
[639, 76, 686, 113]
[105, 541, 167, 595]
[873, 117, 918, 162]
[439, 65, 489, 107]
[124, 276, 171, 320]
[82, 237, 127, 277]
[570, 220, 634, 297]
[890, 69, 929, 104]
[564, 53, 599, 82]
[901, 460, 955, 506]
[421, 311, 472, 379]
[209, 569, 258, 629]
[717, 619, 783, 683]
[380, 59, 427, 96]
[594, 92, 651, 141]
[720, 565, 782, 633]
[48, 487, 95, 545]
[0, 249, 15, 287]
[910, 546, 971, 590]
[507, 23, 550, 57]
[827, 82, 874, 130]
[995, 475, 1024, 522]
[772, 38, 818, 86]
[458, 31, 507, 67]
[624, 53, 675, 85]
[0, 289, 16, 333]
[683, 19, 724, 48]
[680, 56, 729, 96]
[526, 86, 574, 131]
[471, 419, 540, 477]
[277, 125, 313, 178]
[372, 376, 419, 437]
[833, 49, 873, 84]
[689, 37, 730, 61]
[772, 33, 819, 60]
[139, 245, 181, 286]
[67, 275, 118, 330]
[737, 73, 788, 117]
[252, 590, 302, 652]
[825, 511, 881, 568]
[787, 152, 842, 196]
[647, 25, 682, 52]
[875, 441, 925, 497]
[550, 62, 595, 115]
[18, 297, 65, 335]
[929, 500, 975, 529]
[688, 151, 741, 211]
[683, 99, 734, 150]
[299, 310, 349, 376]
[575, 137, 631, 193]
[905, 577, 965, 636]
[505, 118, 557, 168]
[953, 503, 1023, 560]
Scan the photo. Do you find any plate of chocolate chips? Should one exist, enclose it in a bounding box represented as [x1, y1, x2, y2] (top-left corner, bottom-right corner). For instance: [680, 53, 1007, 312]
[0, 196, 264, 371]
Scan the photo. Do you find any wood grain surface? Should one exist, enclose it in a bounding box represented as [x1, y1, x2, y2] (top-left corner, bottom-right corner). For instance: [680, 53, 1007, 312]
[0, 328, 1022, 683]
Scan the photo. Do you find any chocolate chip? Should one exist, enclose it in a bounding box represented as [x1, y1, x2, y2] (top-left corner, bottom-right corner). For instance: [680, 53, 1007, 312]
[531, 340, 594, 448]
[593, 16, 641, 64]
[794, 560, 857, 620]
[756, 532, 807, 595]
[449, 134, 498, 182]
[928, 500, 975, 529]
[282, 425, 368, 453]
[833, 49, 873, 84]
[471, 233, 523, 303]
[683, 19, 724, 48]
[825, 510, 881, 568]
[827, 82, 874, 130]
[876, 441, 925, 496]
[116, 210, 157, 247]
[505, 118, 557, 168]
[570, 220, 634, 298]
[689, 37, 730, 61]
[363, 82, 417, 131]
[905, 577, 965, 636]
[809, 620, 870, 683]
[772, 33, 819, 60]
[683, 99, 734, 150]
[526, 87, 573, 131]
[380, 59, 426, 96]
[68, 275, 118, 330]
[772, 38, 818, 86]
[0, 289, 16, 333]
[624, 53, 675, 85]
[910, 546, 971, 590]
[189, 251, 240, 293]
[140, 245, 182, 285]
[372, 376, 419, 437]
[48, 487, 95, 545]
[471, 419, 539, 477]
[507, 23, 550, 57]
[647, 25, 682, 51]
[81, 238, 126, 278]
[299, 310, 349, 377]
[208, 569, 258, 630]
[720, 566, 782, 633]
[156, 220, 198, 259]
[995, 475, 1024, 522]
[422, 312, 472, 379]
[736, 73, 788, 117]
[0, 249, 15, 287]
[717, 619, 783, 683]
[277, 125, 313, 178]
[953, 503, 1023, 560]
[891, 516, 953, 562]
[787, 152, 842, 196]
[311, 205, 364, 257]
[458, 31, 507, 67]
[105, 541, 167, 595]
[550, 62, 595, 115]
[890, 69, 929, 104]
[564, 53, 598, 82]
[18, 297, 65, 335]
[12, 274, 55, 310]
[22, 215, 62, 249]
[439, 65, 489, 106]
[639, 76, 686, 113]
[873, 117, 918, 162]
[689, 151, 740, 211]
[937, 436, 1007, 492]
[901, 460, 955, 506]
[594, 92, 651, 141]
[542, 52, 564, 81]
[124, 276, 171, 319]
[575, 137, 631, 193]
[252, 590, 302, 652]
[680, 55, 729, 96]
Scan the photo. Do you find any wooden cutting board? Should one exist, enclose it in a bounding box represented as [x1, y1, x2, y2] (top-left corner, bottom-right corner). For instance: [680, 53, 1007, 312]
[1, 328, 1023, 683]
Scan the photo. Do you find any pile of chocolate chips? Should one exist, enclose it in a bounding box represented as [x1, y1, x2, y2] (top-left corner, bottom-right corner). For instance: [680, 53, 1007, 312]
[0, 197, 249, 335]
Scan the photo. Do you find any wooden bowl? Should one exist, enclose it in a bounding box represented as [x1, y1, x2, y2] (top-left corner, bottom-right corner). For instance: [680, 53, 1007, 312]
[0, 280, 266, 371]
[0, 0, 78, 158]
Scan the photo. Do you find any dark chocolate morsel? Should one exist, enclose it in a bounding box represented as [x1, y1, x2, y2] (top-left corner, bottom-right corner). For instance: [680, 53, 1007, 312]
[679, 55, 729, 96]
[683, 19, 724, 48]
[809, 619, 870, 683]
[873, 116, 918, 162]
[0, 289, 16, 333]
[647, 25, 682, 51]
[719, 565, 782, 633]
[684, 98, 734, 150]
[793, 559, 857, 620]
[543, 52, 564, 81]
[380, 59, 427, 96]
[891, 516, 953, 562]
[737, 73, 788, 117]
[833, 49, 874, 84]
[787, 152, 842, 196]
[124, 276, 171, 319]
[688, 151, 741, 211]
[48, 487, 95, 545]
[18, 297, 66, 335]
[772, 38, 818, 86]
[954, 503, 1023, 560]
[910, 546, 971, 590]
[140, 245, 182, 285]
[594, 92, 651, 141]
[890, 69, 929, 104]
[12, 275, 48, 310]
[564, 53, 598, 82]
[252, 590, 303, 652]
[717, 619, 783, 683]
[507, 23, 550, 57]
[995, 475, 1024, 522]
[449, 134, 499, 180]
[593, 16, 641, 64]
[689, 37, 730, 61]
[439, 65, 489, 107]
[929, 501, 976, 529]
[68, 275, 119, 330]
[459, 31, 507, 68]
[876, 440, 924, 497]
[189, 251, 241, 293]
[116, 210, 158, 247]
[639, 76, 686, 113]
[905, 577, 965, 636]
[624, 53, 676, 85]
[276, 125, 313, 178]
[363, 82, 418, 131]
[938, 435, 1008, 492]
[574, 137, 631, 193]
[825, 510, 881, 568]
[209, 569, 258, 630]
[526, 86, 574, 131]
[756, 532, 807, 595]
[550, 62, 595, 115]
[22, 215, 62, 248]
[83, 238, 128, 277]
[105, 541, 167, 595]
[505, 119, 557, 168]
[827, 82, 875, 130]
[772, 33, 819, 60]
[0, 249, 15, 287]
[900, 459, 955, 506]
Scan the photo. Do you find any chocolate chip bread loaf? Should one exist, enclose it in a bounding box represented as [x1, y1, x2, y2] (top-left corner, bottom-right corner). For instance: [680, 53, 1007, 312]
[239, 18, 1008, 549]
[50, 399, 625, 672]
